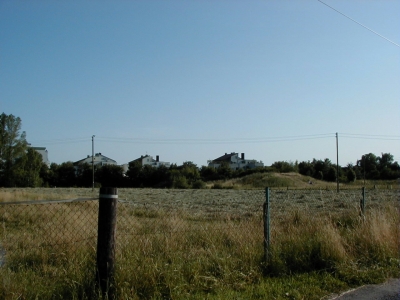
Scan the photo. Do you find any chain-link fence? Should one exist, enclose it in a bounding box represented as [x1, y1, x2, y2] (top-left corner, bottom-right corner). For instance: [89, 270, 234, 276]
[0, 198, 99, 270]
[116, 189, 265, 254]
[263, 188, 399, 261]
[0, 187, 398, 294]
[269, 188, 398, 221]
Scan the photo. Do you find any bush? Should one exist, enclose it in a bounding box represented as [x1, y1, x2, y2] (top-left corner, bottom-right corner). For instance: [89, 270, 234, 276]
[212, 183, 224, 189]
[172, 176, 190, 189]
[346, 169, 356, 183]
[192, 180, 206, 189]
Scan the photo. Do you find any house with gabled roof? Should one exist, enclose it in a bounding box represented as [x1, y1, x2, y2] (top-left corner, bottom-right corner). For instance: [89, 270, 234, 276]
[207, 152, 263, 170]
[73, 153, 117, 168]
[122, 155, 170, 173]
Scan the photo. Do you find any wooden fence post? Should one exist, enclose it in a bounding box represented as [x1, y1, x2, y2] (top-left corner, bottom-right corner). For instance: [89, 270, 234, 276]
[96, 187, 118, 298]
[360, 187, 365, 219]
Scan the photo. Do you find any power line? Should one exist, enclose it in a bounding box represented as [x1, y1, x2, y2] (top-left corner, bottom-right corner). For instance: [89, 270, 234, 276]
[95, 133, 334, 144]
[340, 133, 400, 141]
[29, 137, 89, 145]
[28, 133, 400, 146]
[318, 0, 400, 48]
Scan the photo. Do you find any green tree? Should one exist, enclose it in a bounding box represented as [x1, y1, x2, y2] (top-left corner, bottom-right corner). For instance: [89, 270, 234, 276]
[96, 164, 125, 187]
[141, 165, 157, 187]
[357, 153, 379, 179]
[75, 163, 93, 187]
[47, 163, 60, 187]
[152, 165, 169, 187]
[39, 163, 51, 187]
[271, 161, 297, 173]
[346, 167, 356, 183]
[326, 166, 337, 182]
[200, 166, 218, 181]
[169, 169, 189, 189]
[0, 113, 28, 186]
[216, 162, 233, 180]
[313, 158, 332, 180]
[298, 161, 314, 177]
[377, 153, 399, 180]
[180, 161, 200, 184]
[378, 153, 394, 170]
[12, 148, 44, 187]
[56, 162, 77, 187]
[126, 161, 143, 187]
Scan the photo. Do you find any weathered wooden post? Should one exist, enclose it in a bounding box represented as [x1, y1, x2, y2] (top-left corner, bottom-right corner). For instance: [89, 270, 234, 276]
[263, 187, 270, 265]
[96, 187, 118, 298]
[360, 187, 366, 219]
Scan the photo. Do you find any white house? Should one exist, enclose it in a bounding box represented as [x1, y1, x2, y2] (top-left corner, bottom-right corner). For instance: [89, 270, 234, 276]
[30, 146, 50, 167]
[207, 152, 264, 170]
[73, 153, 118, 167]
[122, 155, 170, 173]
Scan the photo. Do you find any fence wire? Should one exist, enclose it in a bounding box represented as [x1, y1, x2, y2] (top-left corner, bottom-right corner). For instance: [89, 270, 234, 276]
[0, 188, 398, 276]
[115, 189, 265, 267]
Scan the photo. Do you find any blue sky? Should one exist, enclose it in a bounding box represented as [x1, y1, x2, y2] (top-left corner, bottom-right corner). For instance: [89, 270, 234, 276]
[1, 0, 399, 167]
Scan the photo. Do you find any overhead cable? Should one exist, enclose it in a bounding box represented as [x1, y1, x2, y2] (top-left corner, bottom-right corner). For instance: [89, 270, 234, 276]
[318, 0, 400, 48]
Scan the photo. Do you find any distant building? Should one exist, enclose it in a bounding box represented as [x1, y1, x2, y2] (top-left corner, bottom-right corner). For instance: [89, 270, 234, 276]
[122, 155, 170, 173]
[73, 153, 117, 168]
[207, 152, 263, 170]
[30, 146, 50, 167]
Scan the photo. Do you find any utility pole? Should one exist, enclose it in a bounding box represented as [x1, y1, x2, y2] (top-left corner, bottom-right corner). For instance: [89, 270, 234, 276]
[92, 135, 95, 191]
[336, 132, 339, 192]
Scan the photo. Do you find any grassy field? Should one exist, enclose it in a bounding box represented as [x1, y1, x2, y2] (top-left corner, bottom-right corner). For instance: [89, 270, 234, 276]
[0, 186, 399, 299]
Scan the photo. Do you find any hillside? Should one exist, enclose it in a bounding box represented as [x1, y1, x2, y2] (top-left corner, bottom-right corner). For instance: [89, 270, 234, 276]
[208, 172, 398, 189]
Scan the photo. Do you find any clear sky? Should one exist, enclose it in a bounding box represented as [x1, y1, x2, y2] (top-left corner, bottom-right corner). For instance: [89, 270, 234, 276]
[1, 0, 399, 167]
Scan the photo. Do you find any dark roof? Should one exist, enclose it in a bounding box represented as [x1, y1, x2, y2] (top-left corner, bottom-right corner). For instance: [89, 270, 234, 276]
[212, 153, 238, 162]
[73, 153, 117, 165]
[73, 158, 87, 165]
[130, 155, 153, 164]
[30, 146, 47, 150]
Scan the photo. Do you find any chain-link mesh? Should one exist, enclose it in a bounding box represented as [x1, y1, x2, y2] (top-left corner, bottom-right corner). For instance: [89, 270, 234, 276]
[116, 189, 265, 262]
[269, 188, 398, 220]
[267, 188, 399, 248]
[0, 188, 398, 287]
[0, 199, 99, 269]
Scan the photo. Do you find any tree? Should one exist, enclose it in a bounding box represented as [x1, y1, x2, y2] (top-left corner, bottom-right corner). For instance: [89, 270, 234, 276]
[126, 161, 143, 187]
[357, 153, 379, 179]
[12, 148, 44, 187]
[216, 162, 233, 180]
[298, 161, 314, 177]
[326, 166, 337, 182]
[56, 162, 77, 187]
[75, 163, 93, 187]
[95, 164, 125, 187]
[0, 113, 28, 186]
[180, 161, 200, 184]
[168, 169, 189, 189]
[271, 161, 297, 173]
[200, 166, 218, 181]
[378, 153, 394, 170]
[39, 163, 51, 187]
[346, 168, 356, 183]
[377, 153, 398, 180]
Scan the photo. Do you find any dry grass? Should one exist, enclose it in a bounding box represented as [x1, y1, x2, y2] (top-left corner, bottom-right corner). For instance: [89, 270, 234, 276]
[0, 187, 398, 299]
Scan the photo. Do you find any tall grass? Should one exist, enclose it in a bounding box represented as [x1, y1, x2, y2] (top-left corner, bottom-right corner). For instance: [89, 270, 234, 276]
[0, 189, 399, 299]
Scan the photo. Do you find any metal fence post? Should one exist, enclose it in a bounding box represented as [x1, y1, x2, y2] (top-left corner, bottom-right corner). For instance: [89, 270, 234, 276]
[263, 187, 270, 265]
[96, 187, 118, 299]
